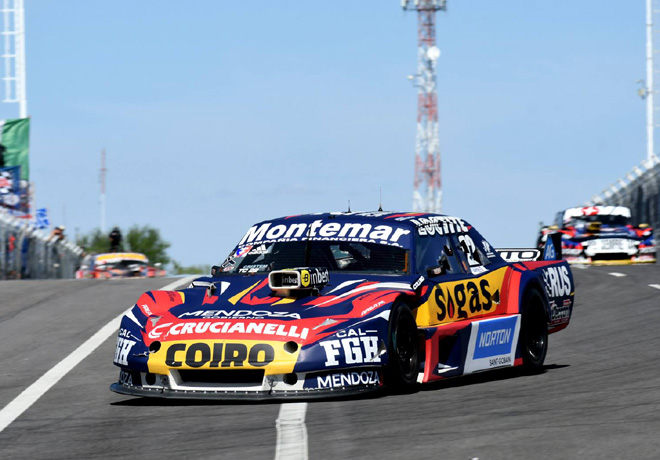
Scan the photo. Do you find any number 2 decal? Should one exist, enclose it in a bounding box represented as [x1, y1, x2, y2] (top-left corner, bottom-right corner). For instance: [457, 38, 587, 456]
[458, 235, 479, 266]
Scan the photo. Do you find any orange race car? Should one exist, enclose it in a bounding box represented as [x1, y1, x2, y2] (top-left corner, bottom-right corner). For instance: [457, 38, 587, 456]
[76, 252, 165, 279]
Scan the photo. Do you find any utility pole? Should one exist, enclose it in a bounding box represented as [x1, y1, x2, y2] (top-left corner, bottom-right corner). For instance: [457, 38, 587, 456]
[1, 0, 27, 118]
[100, 149, 106, 233]
[403, 0, 446, 213]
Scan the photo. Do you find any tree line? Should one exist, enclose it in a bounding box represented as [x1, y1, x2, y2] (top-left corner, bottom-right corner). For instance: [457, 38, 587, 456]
[76, 225, 209, 275]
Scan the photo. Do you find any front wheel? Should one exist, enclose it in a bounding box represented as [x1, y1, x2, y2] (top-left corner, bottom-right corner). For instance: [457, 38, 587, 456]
[385, 302, 420, 392]
[520, 289, 548, 373]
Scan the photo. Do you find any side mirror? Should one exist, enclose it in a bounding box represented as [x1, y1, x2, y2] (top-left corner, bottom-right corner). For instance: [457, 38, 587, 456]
[427, 265, 446, 277]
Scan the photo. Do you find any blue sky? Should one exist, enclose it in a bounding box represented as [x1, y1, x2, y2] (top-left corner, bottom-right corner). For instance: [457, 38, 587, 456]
[0, 1, 648, 266]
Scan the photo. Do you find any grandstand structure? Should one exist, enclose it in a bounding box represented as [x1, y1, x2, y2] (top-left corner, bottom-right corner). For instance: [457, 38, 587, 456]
[0, 1, 84, 279]
[589, 0, 660, 230]
[591, 161, 660, 228]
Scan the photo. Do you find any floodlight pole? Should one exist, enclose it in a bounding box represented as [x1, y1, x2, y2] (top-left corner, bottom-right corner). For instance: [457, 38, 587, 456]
[1, 0, 27, 118]
[645, 0, 658, 165]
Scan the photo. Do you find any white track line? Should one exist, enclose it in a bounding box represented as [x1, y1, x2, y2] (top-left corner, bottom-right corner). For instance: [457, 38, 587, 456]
[609, 272, 626, 277]
[275, 403, 308, 460]
[650, 284, 660, 290]
[0, 276, 197, 434]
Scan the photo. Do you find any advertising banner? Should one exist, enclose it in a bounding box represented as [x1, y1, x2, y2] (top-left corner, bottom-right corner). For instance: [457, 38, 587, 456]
[0, 118, 30, 181]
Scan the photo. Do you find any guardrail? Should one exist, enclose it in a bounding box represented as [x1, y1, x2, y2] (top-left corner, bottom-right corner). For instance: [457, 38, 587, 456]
[0, 210, 84, 279]
[589, 158, 660, 229]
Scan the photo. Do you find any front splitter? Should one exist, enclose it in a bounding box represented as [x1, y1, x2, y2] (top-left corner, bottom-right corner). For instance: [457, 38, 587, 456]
[568, 259, 656, 266]
[110, 381, 380, 401]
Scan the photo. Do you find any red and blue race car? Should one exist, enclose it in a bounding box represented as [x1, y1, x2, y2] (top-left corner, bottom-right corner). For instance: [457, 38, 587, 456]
[111, 212, 574, 399]
[538, 206, 656, 264]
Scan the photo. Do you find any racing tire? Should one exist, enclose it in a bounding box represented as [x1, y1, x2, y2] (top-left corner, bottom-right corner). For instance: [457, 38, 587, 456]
[519, 289, 548, 374]
[385, 302, 420, 392]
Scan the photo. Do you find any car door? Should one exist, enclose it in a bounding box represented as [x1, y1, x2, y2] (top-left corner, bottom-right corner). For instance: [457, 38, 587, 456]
[414, 228, 509, 327]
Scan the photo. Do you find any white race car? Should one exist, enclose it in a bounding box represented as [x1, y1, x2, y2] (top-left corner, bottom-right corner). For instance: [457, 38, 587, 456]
[537, 206, 656, 264]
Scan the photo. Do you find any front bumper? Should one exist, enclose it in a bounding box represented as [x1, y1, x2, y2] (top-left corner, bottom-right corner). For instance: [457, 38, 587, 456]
[565, 255, 656, 265]
[109, 381, 379, 400]
[564, 238, 657, 265]
[110, 367, 383, 400]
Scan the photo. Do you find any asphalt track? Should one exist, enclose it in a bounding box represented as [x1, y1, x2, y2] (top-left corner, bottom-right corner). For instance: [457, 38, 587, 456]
[1, 266, 659, 460]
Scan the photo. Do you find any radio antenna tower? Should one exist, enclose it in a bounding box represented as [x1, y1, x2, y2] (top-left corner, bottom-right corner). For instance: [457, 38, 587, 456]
[403, 0, 446, 213]
[1, 0, 27, 118]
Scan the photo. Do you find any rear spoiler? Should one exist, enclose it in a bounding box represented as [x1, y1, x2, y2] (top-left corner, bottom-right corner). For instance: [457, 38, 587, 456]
[497, 233, 563, 263]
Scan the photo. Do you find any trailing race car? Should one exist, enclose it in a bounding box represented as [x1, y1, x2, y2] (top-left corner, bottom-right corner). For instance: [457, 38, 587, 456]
[76, 252, 166, 279]
[111, 212, 574, 400]
[538, 206, 656, 265]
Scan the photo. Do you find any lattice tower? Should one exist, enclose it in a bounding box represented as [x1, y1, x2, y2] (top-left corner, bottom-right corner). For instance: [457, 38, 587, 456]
[403, 0, 446, 213]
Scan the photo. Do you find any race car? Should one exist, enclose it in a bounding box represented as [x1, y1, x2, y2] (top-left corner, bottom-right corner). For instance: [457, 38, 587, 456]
[76, 252, 166, 279]
[111, 212, 574, 400]
[537, 206, 656, 265]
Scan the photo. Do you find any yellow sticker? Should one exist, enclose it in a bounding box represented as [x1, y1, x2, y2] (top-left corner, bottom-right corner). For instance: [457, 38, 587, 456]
[148, 339, 300, 376]
[415, 267, 507, 327]
[300, 270, 310, 287]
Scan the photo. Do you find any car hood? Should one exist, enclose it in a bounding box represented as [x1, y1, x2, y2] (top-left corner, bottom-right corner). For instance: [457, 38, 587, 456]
[571, 224, 637, 240]
[138, 273, 419, 346]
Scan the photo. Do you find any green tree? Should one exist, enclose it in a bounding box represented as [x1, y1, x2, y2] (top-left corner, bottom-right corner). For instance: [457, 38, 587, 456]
[76, 225, 170, 265]
[76, 228, 117, 253]
[125, 225, 171, 265]
[171, 261, 210, 275]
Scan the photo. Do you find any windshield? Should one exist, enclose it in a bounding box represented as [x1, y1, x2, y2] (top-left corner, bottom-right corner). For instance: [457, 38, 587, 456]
[566, 215, 630, 227]
[220, 241, 409, 275]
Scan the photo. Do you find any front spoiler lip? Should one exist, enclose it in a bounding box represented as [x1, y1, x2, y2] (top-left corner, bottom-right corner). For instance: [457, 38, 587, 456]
[567, 258, 657, 265]
[110, 381, 380, 401]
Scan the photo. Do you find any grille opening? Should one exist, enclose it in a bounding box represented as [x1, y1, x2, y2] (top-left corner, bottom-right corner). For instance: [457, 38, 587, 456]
[145, 373, 156, 385]
[177, 369, 265, 385]
[591, 253, 631, 261]
[283, 373, 298, 385]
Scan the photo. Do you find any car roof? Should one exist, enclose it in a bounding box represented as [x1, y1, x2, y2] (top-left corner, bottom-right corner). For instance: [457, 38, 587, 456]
[236, 211, 473, 249]
[257, 211, 470, 227]
[563, 206, 631, 220]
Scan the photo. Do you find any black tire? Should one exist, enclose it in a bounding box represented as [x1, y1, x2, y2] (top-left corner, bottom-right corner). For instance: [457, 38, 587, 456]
[519, 289, 549, 374]
[385, 302, 420, 392]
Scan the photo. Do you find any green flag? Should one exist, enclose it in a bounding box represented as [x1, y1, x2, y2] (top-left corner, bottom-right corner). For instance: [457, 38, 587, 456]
[0, 118, 30, 181]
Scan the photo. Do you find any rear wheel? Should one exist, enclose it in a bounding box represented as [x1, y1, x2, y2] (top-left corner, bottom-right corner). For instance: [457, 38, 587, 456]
[520, 289, 548, 373]
[385, 302, 420, 392]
